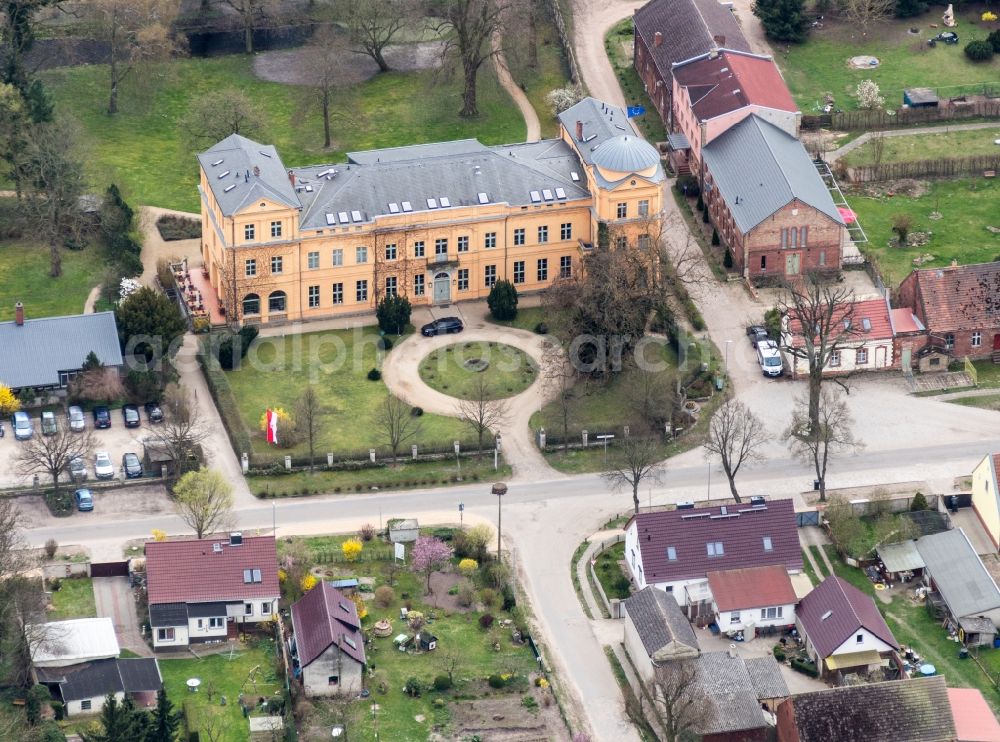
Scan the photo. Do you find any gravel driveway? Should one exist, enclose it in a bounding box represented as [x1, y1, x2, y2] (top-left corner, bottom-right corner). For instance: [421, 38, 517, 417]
[94, 576, 152, 657]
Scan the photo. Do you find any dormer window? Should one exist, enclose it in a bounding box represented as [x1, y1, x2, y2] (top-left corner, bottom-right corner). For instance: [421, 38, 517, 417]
[707, 542, 724, 557]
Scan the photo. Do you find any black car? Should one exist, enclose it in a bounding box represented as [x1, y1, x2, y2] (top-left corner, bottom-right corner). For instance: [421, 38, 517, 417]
[122, 452, 143, 479]
[92, 406, 111, 429]
[144, 402, 164, 423]
[122, 404, 140, 428]
[746, 325, 769, 347]
[420, 316, 464, 337]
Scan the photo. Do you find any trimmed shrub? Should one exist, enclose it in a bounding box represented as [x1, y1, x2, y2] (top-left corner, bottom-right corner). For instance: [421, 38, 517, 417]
[479, 613, 495, 630]
[487, 673, 506, 688]
[367, 368, 382, 381]
[404, 677, 424, 697]
[989, 30, 1000, 54]
[374, 586, 395, 608]
[711, 228, 720, 246]
[411, 406, 423, 417]
[772, 645, 786, 662]
[377, 335, 393, 351]
[534, 322, 548, 334]
[487, 279, 519, 321]
[910, 491, 928, 511]
[791, 657, 819, 677]
[696, 194, 704, 211]
[965, 40, 994, 61]
[433, 674, 453, 691]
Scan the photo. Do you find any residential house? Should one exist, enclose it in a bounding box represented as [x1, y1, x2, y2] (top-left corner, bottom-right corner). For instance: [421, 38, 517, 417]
[917, 529, 1000, 641]
[621, 586, 700, 682]
[669, 50, 799, 175]
[693, 650, 789, 742]
[785, 296, 896, 377]
[897, 261, 1000, 362]
[0, 304, 123, 392]
[145, 533, 280, 650]
[29, 617, 120, 668]
[623, 500, 802, 619]
[707, 565, 797, 636]
[199, 98, 663, 325]
[35, 658, 162, 717]
[290, 581, 366, 696]
[776, 676, 957, 742]
[972, 453, 1000, 551]
[701, 115, 845, 283]
[632, 0, 749, 130]
[947, 688, 1000, 742]
[795, 575, 899, 678]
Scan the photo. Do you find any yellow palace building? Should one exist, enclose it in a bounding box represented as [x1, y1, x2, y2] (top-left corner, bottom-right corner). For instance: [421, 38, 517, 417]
[198, 97, 665, 325]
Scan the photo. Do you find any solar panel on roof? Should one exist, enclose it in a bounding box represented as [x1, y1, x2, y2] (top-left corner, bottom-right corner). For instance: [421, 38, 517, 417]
[401, 201, 412, 212]
[529, 191, 541, 203]
[338, 211, 349, 223]
[555, 187, 566, 199]
[351, 210, 362, 222]
[477, 192, 489, 204]
[440, 196, 451, 207]
[223, 184, 236, 192]
[542, 189, 553, 201]
[388, 202, 400, 213]
[427, 198, 438, 209]
[325, 213, 335, 225]
[570, 172, 580, 182]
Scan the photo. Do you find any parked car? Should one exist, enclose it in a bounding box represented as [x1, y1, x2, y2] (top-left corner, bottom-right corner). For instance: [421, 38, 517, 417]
[420, 316, 464, 336]
[68, 456, 88, 483]
[40, 410, 57, 436]
[144, 402, 164, 423]
[74, 488, 94, 512]
[67, 405, 86, 432]
[94, 451, 115, 479]
[93, 406, 111, 429]
[746, 325, 769, 347]
[122, 404, 140, 428]
[122, 452, 143, 479]
[11, 411, 33, 440]
[757, 340, 784, 377]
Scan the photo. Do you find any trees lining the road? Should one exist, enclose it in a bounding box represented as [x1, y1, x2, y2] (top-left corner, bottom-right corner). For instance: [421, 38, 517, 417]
[603, 436, 665, 514]
[172, 467, 235, 539]
[785, 387, 864, 502]
[703, 399, 767, 503]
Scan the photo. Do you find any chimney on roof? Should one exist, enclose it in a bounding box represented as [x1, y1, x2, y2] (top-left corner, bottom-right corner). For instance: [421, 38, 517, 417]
[714, 34, 726, 46]
[654, 31, 663, 47]
[14, 301, 24, 326]
[575, 120, 584, 141]
[728, 645, 739, 659]
[253, 165, 260, 177]
[287, 170, 295, 187]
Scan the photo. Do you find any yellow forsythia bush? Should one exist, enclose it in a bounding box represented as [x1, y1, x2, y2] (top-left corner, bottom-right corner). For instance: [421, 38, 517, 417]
[258, 407, 293, 432]
[300, 574, 318, 592]
[151, 529, 167, 542]
[342, 538, 363, 562]
[0, 384, 20, 416]
[458, 558, 478, 575]
[350, 592, 368, 619]
[982, 11, 998, 21]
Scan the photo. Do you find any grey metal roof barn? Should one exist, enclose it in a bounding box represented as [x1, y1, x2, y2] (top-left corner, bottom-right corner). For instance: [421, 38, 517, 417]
[701, 115, 843, 233]
[917, 528, 1000, 619]
[0, 310, 123, 390]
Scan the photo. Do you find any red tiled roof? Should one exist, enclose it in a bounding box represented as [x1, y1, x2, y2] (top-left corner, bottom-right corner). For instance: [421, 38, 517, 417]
[627, 500, 802, 583]
[707, 565, 797, 611]
[290, 582, 365, 667]
[890, 307, 923, 334]
[145, 536, 279, 605]
[908, 262, 1000, 332]
[947, 687, 1000, 742]
[787, 298, 894, 348]
[796, 576, 898, 658]
[674, 51, 796, 121]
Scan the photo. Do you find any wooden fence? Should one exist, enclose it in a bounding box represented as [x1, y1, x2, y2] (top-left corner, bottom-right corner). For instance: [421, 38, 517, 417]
[802, 98, 1000, 131]
[846, 154, 1000, 182]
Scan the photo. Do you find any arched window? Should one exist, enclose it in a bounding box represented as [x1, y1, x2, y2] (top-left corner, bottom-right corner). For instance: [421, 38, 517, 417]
[268, 290, 287, 313]
[242, 293, 260, 315]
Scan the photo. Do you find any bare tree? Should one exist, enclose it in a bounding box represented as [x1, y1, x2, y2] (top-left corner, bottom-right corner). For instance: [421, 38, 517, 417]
[627, 361, 679, 435]
[211, 241, 282, 327]
[181, 88, 268, 148]
[840, 0, 894, 33]
[703, 399, 767, 502]
[869, 131, 886, 182]
[778, 272, 861, 438]
[648, 660, 710, 742]
[344, 0, 410, 72]
[172, 468, 235, 539]
[457, 375, 508, 453]
[216, 0, 274, 54]
[540, 339, 576, 453]
[785, 387, 864, 502]
[0, 500, 46, 688]
[374, 395, 421, 464]
[435, 0, 509, 117]
[16, 428, 94, 498]
[88, 0, 181, 114]
[298, 27, 355, 149]
[295, 385, 326, 472]
[146, 384, 210, 479]
[603, 436, 665, 514]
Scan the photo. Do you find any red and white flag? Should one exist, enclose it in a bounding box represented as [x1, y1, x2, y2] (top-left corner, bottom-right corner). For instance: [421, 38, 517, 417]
[265, 408, 279, 446]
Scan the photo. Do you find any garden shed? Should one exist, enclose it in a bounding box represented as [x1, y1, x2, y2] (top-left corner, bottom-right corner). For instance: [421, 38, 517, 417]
[389, 519, 419, 543]
[249, 716, 283, 741]
[417, 631, 438, 651]
[903, 88, 939, 108]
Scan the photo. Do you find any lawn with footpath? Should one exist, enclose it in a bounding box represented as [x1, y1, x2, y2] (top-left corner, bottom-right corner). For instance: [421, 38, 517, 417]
[777, 9, 1000, 112]
[0, 238, 108, 321]
[841, 127, 1000, 167]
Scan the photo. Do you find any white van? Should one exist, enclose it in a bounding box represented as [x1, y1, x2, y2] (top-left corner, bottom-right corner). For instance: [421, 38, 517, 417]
[757, 340, 784, 377]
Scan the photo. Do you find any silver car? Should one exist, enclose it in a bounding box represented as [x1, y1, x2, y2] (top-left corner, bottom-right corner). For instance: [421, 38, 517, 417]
[68, 456, 88, 483]
[67, 406, 86, 432]
[94, 451, 115, 480]
[11, 411, 32, 440]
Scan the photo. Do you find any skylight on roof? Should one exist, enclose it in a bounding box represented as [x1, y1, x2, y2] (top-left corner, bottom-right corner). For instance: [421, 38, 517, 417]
[401, 201, 412, 212]
[211, 159, 224, 167]
[478, 192, 489, 204]
[862, 317, 872, 331]
[388, 202, 400, 214]
[440, 196, 451, 208]
[427, 198, 438, 209]
[667, 546, 677, 561]
[350, 210, 363, 222]
[570, 172, 580, 182]
[344, 636, 357, 649]
[223, 184, 236, 192]
[542, 189, 554, 201]
[555, 187, 566, 199]
[763, 536, 773, 552]
[529, 190, 541, 203]
[821, 610, 833, 621]
[338, 211, 349, 223]
[218, 171, 231, 179]
[339, 601, 350, 612]
[583, 133, 597, 143]
[305, 185, 313, 192]
[325, 213, 335, 226]
[706, 541, 724, 556]
[259, 150, 272, 158]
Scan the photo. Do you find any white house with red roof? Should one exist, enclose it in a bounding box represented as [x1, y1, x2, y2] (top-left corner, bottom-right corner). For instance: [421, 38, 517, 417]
[707, 565, 798, 635]
[145, 533, 280, 649]
[785, 296, 897, 377]
[290, 582, 366, 696]
[624, 500, 802, 617]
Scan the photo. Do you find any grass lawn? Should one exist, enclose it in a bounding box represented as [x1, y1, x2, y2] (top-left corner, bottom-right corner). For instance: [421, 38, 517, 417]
[777, 10, 1000, 112]
[486, 306, 548, 333]
[594, 542, 630, 600]
[226, 328, 470, 458]
[846, 178, 1000, 285]
[971, 360, 1000, 388]
[159, 642, 283, 742]
[800, 549, 822, 587]
[605, 20, 668, 142]
[247, 460, 512, 497]
[0, 240, 108, 321]
[842, 127, 1000, 166]
[948, 394, 1000, 411]
[47, 576, 96, 620]
[419, 341, 538, 400]
[280, 533, 541, 742]
[512, 18, 574, 139]
[41, 56, 525, 212]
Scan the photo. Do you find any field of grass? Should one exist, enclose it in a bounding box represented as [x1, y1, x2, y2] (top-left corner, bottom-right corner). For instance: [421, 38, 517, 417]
[842, 127, 1000, 166]
[846, 178, 1000, 285]
[594, 542, 630, 600]
[972, 360, 1000, 388]
[512, 19, 573, 139]
[419, 341, 538, 399]
[486, 306, 548, 333]
[604, 20, 668, 142]
[778, 10, 1000, 112]
[159, 643, 282, 742]
[949, 394, 1000, 411]
[0, 239, 108, 321]
[226, 328, 470, 457]
[47, 576, 96, 620]
[247, 459, 512, 497]
[42, 55, 525, 212]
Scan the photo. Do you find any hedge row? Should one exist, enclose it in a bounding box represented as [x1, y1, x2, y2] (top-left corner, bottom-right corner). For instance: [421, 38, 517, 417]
[196, 337, 254, 457]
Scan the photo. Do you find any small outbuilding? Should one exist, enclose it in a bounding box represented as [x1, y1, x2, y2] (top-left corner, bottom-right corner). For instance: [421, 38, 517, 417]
[389, 519, 419, 544]
[622, 586, 700, 683]
[249, 716, 284, 741]
[904, 88, 939, 108]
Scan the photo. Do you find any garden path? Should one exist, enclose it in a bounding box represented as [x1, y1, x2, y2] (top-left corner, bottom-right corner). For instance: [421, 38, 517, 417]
[83, 285, 100, 313]
[826, 121, 1000, 163]
[492, 32, 541, 142]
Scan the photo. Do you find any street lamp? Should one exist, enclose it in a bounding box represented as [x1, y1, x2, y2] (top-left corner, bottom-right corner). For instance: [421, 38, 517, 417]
[596, 434, 614, 467]
[494, 433, 502, 472]
[725, 339, 732, 376]
[492, 482, 507, 558]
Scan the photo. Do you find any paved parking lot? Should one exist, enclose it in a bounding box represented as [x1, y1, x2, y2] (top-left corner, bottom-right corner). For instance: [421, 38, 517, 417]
[14, 483, 173, 530]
